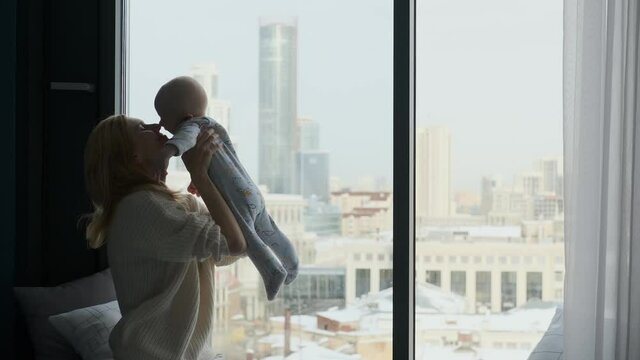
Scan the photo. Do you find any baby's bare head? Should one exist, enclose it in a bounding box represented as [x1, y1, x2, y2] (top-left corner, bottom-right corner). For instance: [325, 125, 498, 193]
[154, 76, 208, 134]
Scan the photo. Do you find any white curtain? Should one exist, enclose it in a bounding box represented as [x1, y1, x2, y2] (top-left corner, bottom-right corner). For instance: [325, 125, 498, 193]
[563, 0, 639, 359]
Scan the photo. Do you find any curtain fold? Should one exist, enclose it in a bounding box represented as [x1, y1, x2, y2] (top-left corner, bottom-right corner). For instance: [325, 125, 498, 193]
[563, 0, 639, 359]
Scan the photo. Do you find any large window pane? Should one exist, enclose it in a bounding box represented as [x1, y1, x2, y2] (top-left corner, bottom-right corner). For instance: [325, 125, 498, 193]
[129, 1, 393, 358]
[416, 0, 564, 358]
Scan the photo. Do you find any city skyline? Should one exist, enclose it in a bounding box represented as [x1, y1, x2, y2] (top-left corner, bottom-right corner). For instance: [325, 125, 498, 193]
[129, 0, 561, 192]
[130, 2, 564, 358]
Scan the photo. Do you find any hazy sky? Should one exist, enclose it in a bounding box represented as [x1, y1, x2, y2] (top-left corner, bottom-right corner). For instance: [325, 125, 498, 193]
[129, 0, 561, 193]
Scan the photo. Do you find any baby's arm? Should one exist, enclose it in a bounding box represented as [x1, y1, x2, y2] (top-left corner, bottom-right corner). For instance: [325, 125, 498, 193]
[152, 121, 202, 181]
[166, 120, 203, 156]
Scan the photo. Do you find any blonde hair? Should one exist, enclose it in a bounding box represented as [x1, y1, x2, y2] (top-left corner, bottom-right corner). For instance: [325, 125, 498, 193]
[84, 114, 185, 249]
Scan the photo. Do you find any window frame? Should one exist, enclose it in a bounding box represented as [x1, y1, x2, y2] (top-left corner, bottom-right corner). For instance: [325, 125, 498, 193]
[393, 0, 415, 358]
[115, 0, 128, 115]
[117, 0, 416, 357]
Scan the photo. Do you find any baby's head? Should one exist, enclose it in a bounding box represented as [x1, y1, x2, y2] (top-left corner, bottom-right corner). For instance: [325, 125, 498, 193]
[154, 76, 208, 134]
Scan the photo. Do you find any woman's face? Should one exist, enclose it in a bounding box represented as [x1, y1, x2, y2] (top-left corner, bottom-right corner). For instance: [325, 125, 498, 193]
[128, 118, 169, 175]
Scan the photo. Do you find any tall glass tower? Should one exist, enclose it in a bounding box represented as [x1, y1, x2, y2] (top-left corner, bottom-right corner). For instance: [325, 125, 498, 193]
[258, 18, 298, 194]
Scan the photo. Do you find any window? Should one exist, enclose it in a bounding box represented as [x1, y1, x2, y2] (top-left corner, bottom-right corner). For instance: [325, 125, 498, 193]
[525, 256, 533, 265]
[501, 272, 517, 311]
[124, 0, 565, 357]
[379, 269, 393, 290]
[527, 272, 543, 301]
[555, 289, 563, 300]
[356, 269, 371, 298]
[129, 1, 393, 357]
[475, 271, 492, 311]
[416, 1, 563, 355]
[450, 271, 466, 296]
[426, 270, 442, 287]
[555, 271, 564, 282]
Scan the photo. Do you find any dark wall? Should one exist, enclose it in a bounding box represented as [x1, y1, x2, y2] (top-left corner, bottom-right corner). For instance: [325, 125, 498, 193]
[6, 0, 116, 356]
[15, 0, 114, 289]
[1, 0, 18, 356]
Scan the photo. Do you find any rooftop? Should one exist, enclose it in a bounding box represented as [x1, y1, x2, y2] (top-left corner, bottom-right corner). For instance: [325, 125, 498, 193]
[418, 225, 522, 239]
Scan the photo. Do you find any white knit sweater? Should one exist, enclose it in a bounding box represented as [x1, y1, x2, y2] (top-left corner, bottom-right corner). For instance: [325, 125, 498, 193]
[106, 190, 238, 360]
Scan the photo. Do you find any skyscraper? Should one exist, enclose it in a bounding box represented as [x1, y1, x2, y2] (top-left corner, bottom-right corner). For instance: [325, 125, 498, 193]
[191, 63, 231, 131]
[520, 172, 543, 196]
[480, 175, 502, 215]
[536, 157, 561, 195]
[175, 63, 232, 176]
[293, 116, 330, 200]
[191, 63, 219, 98]
[296, 117, 319, 151]
[258, 18, 298, 194]
[416, 127, 452, 218]
[294, 150, 330, 201]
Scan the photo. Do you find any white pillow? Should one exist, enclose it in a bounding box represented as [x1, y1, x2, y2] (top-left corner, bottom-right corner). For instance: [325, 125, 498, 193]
[48, 300, 121, 360]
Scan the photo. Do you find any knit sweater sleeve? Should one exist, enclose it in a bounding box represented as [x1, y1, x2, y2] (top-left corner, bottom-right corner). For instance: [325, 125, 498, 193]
[115, 191, 230, 262]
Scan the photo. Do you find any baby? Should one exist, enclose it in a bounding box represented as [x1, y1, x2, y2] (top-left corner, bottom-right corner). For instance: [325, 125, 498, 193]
[154, 76, 298, 300]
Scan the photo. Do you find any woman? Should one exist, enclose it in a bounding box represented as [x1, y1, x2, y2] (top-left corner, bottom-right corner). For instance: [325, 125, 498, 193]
[84, 114, 246, 359]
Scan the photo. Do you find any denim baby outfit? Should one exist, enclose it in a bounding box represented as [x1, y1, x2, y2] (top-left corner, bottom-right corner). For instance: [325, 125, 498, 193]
[166, 117, 298, 300]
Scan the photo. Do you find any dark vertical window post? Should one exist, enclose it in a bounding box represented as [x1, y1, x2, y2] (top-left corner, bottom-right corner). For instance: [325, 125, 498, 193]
[393, 0, 415, 358]
[115, 0, 128, 115]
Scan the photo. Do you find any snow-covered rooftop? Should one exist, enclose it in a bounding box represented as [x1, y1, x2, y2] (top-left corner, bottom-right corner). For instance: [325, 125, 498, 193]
[287, 345, 361, 360]
[268, 284, 556, 336]
[418, 225, 522, 239]
[317, 307, 367, 323]
[257, 334, 315, 353]
[263, 344, 361, 360]
[417, 345, 532, 360]
[270, 315, 317, 331]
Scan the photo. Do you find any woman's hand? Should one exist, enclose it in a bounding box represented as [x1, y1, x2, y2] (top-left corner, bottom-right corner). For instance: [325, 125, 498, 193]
[181, 129, 220, 182]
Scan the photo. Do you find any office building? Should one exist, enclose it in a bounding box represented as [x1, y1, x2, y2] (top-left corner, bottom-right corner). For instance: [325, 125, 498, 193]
[258, 18, 298, 194]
